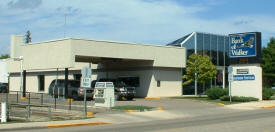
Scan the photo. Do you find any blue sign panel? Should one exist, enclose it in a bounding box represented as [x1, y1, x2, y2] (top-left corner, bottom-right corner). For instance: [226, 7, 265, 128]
[229, 33, 257, 58]
[233, 75, 255, 81]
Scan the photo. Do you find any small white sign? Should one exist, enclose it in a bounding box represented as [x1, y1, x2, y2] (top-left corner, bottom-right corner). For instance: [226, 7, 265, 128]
[228, 66, 233, 73]
[81, 78, 91, 88]
[81, 67, 92, 78]
[228, 73, 233, 82]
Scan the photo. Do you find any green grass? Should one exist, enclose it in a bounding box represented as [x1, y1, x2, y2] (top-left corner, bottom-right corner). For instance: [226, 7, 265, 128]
[112, 105, 154, 111]
[170, 97, 241, 105]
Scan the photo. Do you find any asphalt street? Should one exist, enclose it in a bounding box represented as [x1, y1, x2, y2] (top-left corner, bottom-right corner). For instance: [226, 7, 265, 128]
[6, 109, 275, 132]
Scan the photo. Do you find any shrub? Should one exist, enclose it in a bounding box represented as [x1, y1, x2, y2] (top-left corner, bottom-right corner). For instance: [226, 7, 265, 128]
[206, 87, 225, 99]
[220, 96, 258, 102]
[224, 88, 229, 96]
[263, 88, 274, 100]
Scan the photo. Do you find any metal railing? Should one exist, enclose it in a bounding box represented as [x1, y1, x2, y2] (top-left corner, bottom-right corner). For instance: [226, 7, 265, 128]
[8, 103, 51, 121]
[0, 91, 95, 119]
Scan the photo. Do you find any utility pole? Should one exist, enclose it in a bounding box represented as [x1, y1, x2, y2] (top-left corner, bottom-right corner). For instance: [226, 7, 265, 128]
[64, 13, 67, 38]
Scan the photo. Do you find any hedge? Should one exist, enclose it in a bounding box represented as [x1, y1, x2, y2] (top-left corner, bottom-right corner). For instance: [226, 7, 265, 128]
[206, 87, 226, 99]
[220, 96, 258, 102]
[263, 88, 274, 100]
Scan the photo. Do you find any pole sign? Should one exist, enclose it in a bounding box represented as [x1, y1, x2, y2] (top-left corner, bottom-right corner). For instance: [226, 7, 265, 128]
[81, 67, 92, 88]
[228, 66, 233, 82]
[81, 67, 92, 78]
[229, 33, 257, 58]
[81, 78, 91, 88]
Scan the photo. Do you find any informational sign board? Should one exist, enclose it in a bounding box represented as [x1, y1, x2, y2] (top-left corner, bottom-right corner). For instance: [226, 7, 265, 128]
[81, 78, 91, 88]
[81, 67, 92, 88]
[81, 67, 92, 78]
[230, 65, 262, 100]
[94, 82, 115, 107]
[229, 33, 257, 58]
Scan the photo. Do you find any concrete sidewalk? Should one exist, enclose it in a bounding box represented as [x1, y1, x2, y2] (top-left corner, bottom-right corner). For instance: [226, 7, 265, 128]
[0, 110, 183, 131]
[0, 117, 111, 131]
[225, 100, 275, 110]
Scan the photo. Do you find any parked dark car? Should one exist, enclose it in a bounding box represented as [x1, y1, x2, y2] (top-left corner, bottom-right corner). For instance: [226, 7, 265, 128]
[48, 79, 94, 100]
[98, 78, 136, 100]
[0, 83, 8, 93]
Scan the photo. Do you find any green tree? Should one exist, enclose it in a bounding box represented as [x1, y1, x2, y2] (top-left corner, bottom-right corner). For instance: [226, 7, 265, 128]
[183, 54, 217, 86]
[261, 37, 275, 87]
[25, 30, 32, 43]
[0, 54, 10, 59]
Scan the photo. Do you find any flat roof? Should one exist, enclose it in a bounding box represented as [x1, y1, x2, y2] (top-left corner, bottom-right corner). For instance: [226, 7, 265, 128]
[25, 37, 183, 50]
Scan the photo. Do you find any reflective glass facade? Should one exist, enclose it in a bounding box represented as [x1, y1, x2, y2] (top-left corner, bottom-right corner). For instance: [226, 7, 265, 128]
[168, 32, 229, 95]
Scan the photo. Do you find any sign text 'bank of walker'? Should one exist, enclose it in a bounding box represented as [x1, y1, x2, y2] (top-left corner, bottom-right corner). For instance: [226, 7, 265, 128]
[229, 33, 257, 58]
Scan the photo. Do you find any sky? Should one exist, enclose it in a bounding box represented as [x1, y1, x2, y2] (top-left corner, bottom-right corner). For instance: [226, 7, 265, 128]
[0, 0, 275, 55]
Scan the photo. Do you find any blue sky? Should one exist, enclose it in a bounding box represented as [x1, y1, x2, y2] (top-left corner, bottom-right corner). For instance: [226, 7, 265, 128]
[0, 0, 275, 55]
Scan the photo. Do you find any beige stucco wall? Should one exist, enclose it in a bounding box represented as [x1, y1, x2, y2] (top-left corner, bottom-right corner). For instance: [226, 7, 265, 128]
[99, 68, 182, 97]
[9, 73, 75, 93]
[10, 35, 24, 58]
[8, 37, 185, 72]
[8, 35, 185, 97]
[9, 67, 182, 97]
[21, 39, 73, 70]
[231, 64, 262, 100]
[8, 38, 73, 72]
[9, 76, 21, 92]
[71, 39, 185, 68]
[150, 69, 182, 97]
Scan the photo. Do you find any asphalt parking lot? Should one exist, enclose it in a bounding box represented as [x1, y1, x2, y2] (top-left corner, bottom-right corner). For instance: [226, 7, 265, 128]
[115, 98, 242, 117]
[1, 93, 244, 121]
[116, 97, 218, 110]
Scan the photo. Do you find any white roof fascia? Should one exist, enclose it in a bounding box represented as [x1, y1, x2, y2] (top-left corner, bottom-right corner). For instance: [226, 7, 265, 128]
[180, 32, 196, 47]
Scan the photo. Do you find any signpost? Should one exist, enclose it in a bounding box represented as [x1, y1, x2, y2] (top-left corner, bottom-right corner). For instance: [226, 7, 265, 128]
[81, 67, 92, 117]
[228, 66, 233, 102]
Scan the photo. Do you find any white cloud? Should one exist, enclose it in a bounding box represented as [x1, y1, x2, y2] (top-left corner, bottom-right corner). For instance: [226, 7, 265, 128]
[0, 0, 274, 54]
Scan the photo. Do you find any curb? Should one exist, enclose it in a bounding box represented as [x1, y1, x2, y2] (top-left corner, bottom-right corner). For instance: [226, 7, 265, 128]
[0, 122, 111, 131]
[157, 107, 164, 111]
[0, 126, 46, 132]
[124, 110, 135, 113]
[263, 105, 275, 109]
[217, 103, 225, 106]
[47, 122, 111, 128]
[20, 97, 27, 100]
[124, 107, 164, 113]
[144, 97, 161, 99]
[87, 112, 95, 117]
